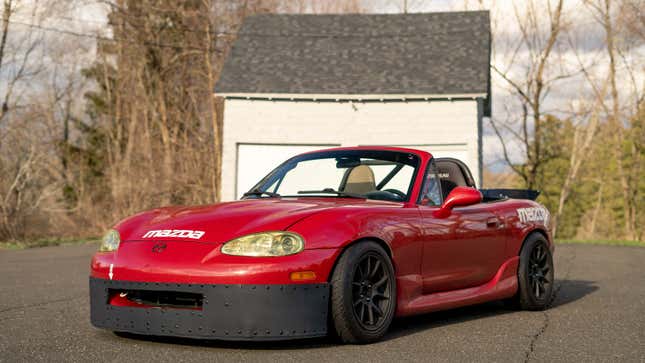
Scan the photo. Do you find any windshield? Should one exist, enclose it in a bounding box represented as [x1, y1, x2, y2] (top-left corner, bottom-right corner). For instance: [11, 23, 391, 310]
[245, 150, 420, 202]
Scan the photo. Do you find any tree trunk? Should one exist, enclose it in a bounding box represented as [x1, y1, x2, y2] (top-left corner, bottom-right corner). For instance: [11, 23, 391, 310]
[0, 0, 13, 123]
[204, 15, 222, 203]
[552, 114, 599, 238]
[603, 0, 635, 240]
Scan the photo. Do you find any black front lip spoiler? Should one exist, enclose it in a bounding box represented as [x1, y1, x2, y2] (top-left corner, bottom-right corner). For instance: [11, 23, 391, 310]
[90, 277, 330, 340]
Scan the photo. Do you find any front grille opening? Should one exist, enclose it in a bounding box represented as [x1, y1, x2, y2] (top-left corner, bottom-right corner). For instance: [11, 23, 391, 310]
[109, 289, 203, 310]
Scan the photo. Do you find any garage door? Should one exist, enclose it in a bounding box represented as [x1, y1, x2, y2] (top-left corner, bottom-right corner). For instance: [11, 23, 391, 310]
[235, 144, 338, 199]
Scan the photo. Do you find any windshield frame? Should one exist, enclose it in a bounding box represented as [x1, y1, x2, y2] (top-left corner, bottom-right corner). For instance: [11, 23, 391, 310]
[245, 149, 422, 203]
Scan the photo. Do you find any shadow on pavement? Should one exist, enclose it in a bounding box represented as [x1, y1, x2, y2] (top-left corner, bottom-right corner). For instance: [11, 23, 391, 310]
[385, 279, 598, 342]
[549, 279, 598, 308]
[109, 279, 597, 349]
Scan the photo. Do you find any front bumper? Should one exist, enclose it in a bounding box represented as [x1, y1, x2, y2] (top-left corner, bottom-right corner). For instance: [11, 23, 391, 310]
[90, 277, 330, 340]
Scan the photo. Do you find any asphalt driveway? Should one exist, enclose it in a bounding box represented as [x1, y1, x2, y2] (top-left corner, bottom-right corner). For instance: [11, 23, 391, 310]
[0, 243, 643, 362]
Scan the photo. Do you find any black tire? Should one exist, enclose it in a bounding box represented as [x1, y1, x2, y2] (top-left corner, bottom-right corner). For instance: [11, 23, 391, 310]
[330, 241, 396, 344]
[510, 233, 555, 310]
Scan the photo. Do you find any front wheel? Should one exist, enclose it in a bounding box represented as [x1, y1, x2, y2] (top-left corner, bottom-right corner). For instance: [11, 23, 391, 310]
[330, 241, 396, 344]
[512, 233, 555, 310]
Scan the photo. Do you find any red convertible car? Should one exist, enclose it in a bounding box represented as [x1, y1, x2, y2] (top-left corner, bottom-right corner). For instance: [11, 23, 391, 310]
[90, 146, 554, 344]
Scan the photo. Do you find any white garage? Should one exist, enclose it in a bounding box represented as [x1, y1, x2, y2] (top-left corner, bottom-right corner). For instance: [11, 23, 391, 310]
[216, 12, 491, 201]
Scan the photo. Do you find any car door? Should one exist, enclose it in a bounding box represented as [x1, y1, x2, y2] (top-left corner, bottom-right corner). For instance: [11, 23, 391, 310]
[417, 159, 506, 294]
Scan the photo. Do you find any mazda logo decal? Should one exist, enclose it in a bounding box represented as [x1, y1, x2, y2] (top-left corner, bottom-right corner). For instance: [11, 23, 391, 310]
[151, 242, 167, 253]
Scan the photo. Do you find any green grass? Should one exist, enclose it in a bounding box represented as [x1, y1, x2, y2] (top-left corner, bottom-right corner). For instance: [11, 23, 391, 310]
[0, 237, 100, 250]
[556, 239, 645, 247]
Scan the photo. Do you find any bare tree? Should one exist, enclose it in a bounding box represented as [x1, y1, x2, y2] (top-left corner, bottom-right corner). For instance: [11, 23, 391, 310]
[552, 88, 604, 238]
[0, 0, 46, 239]
[1, 0, 42, 124]
[584, 0, 643, 240]
[0, 1, 10, 75]
[490, 0, 569, 190]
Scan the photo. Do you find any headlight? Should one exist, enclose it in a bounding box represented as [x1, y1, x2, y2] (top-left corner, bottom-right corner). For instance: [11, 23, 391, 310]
[221, 232, 304, 257]
[99, 229, 121, 252]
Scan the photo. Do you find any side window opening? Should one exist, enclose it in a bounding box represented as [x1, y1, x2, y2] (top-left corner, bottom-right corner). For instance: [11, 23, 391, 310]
[419, 159, 442, 206]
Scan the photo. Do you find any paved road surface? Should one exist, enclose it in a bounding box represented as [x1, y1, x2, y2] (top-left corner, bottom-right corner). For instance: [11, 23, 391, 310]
[1, 243, 643, 362]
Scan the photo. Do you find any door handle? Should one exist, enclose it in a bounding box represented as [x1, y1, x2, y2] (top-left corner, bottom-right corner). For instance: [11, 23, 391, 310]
[486, 217, 500, 228]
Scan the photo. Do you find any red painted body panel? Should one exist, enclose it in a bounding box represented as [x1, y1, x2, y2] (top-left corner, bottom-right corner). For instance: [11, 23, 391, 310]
[91, 146, 553, 320]
[113, 199, 351, 243]
[419, 202, 507, 293]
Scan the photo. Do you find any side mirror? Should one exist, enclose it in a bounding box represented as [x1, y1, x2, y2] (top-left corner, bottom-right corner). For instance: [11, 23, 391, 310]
[433, 186, 482, 218]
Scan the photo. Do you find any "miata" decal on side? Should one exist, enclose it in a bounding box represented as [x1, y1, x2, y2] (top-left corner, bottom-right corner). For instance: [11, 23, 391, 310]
[517, 207, 548, 223]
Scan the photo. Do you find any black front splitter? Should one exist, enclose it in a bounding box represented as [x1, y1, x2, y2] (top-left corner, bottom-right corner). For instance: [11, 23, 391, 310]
[90, 277, 330, 341]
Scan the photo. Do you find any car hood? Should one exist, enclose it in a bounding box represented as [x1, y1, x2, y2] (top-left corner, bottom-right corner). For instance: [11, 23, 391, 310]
[115, 198, 363, 243]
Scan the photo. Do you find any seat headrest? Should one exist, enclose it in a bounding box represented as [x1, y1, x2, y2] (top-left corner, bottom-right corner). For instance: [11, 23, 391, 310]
[437, 163, 467, 186]
[343, 165, 376, 195]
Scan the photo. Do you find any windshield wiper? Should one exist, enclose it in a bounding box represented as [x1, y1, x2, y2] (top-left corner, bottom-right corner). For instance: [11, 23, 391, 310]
[242, 189, 281, 198]
[297, 188, 364, 199]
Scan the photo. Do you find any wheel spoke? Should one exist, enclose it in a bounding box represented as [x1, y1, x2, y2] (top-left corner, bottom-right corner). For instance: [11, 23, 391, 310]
[366, 257, 372, 278]
[373, 291, 390, 300]
[359, 303, 366, 322]
[540, 248, 547, 262]
[358, 263, 366, 280]
[534, 279, 540, 297]
[374, 275, 388, 288]
[367, 304, 374, 325]
[371, 302, 383, 317]
[353, 299, 363, 307]
[370, 260, 381, 278]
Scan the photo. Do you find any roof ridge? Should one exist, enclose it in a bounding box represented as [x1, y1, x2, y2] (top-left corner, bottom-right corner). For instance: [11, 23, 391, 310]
[245, 10, 490, 18]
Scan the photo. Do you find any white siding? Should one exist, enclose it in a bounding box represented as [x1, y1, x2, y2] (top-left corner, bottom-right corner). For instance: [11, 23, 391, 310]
[221, 99, 480, 201]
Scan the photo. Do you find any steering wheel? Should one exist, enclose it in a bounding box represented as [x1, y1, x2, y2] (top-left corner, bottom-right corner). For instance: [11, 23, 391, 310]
[382, 189, 406, 200]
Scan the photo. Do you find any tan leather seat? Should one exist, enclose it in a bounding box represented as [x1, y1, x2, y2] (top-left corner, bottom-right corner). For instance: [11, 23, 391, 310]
[343, 165, 376, 194]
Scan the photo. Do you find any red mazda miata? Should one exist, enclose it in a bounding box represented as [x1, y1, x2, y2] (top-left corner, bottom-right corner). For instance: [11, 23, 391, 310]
[90, 146, 554, 343]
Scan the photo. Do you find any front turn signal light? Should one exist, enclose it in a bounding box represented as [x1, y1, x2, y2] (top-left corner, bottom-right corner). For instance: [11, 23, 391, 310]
[290, 271, 317, 281]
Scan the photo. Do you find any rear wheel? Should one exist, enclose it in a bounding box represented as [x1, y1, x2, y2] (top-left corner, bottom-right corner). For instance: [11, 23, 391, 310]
[511, 233, 555, 310]
[330, 241, 396, 344]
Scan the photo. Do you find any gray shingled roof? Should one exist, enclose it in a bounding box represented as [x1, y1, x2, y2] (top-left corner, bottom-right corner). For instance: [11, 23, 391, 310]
[216, 11, 490, 98]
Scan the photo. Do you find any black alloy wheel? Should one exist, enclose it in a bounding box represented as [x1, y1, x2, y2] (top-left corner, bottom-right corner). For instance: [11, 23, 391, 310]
[510, 233, 555, 310]
[351, 253, 393, 329]
[528, 243, 551, 300]
[330, 241, 396, 344]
